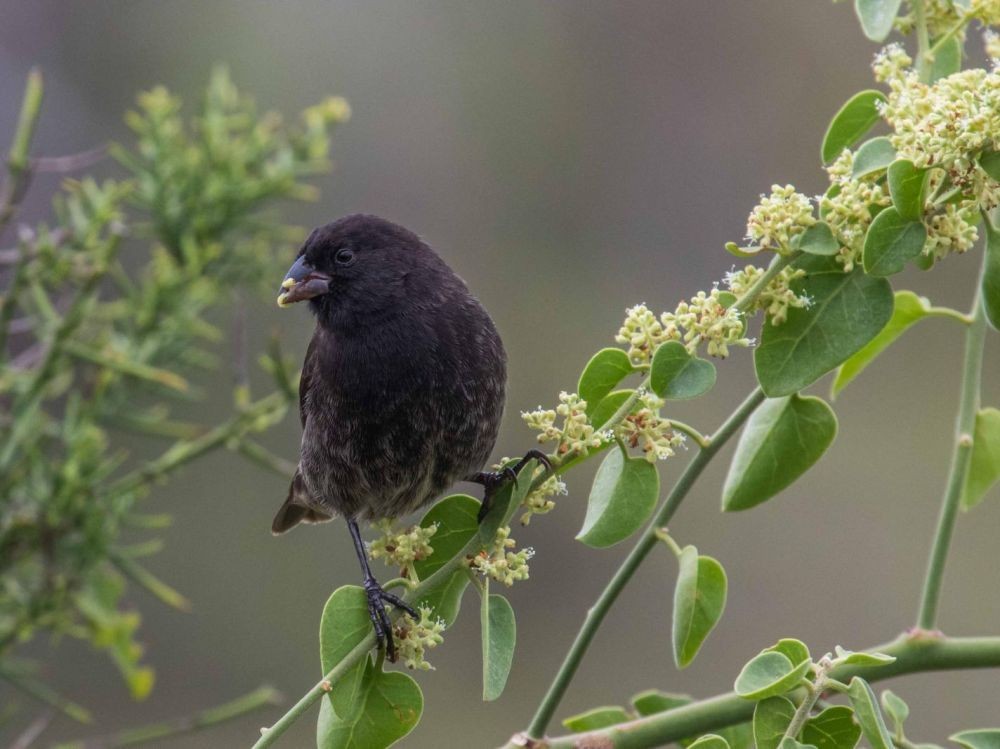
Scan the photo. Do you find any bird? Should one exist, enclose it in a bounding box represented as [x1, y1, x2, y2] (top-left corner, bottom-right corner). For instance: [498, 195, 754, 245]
[272, 214, 546, 659]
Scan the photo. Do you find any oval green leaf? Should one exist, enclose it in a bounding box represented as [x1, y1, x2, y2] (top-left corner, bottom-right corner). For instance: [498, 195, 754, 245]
[982, 217, 1000, 331]
[651, 341, 717, 400]
[753, 696, 797, 749]
[852, 137, 896, 179]
[320, 586, 374, 719]
[631, 690, 691, 716]
[951, 731, 1000, 749]
[832, 290, 934, 398]
[822, 90, 888, 163]
[590, 389, 634, 431]
[316, 662, 422, 749]
[579, 348, 635, 414]
[734, 651, 811, 701]
[780, 740, 818, 749]
[862, 207, 927, 277]
[754, 255, 894, 397]
[413, 494, 480, 580]
[881, 690, 909, 730]
[846, 677, 893, 749]
[887, 160, 928, 221]
[723, 394, 837, 512]
[854, 0, 902, 41]
[577, 448, 659, 548]
[929, 35, 963, 82]
[802, 706, 862, 749]
[481, 592, 516, 701]
[961, 408, 1000, 510]
[795, 222, 840, 256]
[673, 546, 728, 668]
[479, 461, 536, 543]
[416, 569, 469, 627]
[834, 646, 895, 667]
[562, 706, 631, 732]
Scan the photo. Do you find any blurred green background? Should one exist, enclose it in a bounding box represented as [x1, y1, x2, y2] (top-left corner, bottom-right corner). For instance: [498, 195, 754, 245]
[2, 1, 999, 746]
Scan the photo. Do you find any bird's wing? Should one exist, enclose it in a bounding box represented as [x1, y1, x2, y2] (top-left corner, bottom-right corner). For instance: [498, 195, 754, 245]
[298, 333, 317, 428]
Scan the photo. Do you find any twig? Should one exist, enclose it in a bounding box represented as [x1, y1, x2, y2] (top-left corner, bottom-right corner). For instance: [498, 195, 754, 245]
[0, 69, 44, 241]
[29, 144, 107, 174]
[0, 667, 91, 724]
[9, 710, 53, 749]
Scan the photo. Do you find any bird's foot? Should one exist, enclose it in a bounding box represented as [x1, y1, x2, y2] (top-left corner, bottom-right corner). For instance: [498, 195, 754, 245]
[363, 576, 418, 662]
[471, 449, 552, 523]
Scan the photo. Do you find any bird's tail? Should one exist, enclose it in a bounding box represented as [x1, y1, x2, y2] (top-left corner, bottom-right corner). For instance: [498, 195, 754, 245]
[271, 468, 333, 534]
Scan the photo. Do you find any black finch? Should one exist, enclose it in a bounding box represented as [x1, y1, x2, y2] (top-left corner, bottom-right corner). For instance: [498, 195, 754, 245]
[272, 214, 544, 658]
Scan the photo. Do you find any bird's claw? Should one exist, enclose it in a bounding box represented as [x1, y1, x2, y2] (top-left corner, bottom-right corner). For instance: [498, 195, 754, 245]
[472, 449, 554, 523]
[363, 577, 417, 662]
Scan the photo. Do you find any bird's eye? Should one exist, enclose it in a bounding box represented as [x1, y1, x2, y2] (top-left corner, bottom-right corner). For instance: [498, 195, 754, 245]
[335, 248, 355, 266]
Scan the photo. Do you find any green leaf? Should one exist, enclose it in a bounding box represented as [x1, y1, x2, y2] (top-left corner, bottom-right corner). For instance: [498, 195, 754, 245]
[650, 341, 717, 400]
[928, 35, 962, 82]
[961, 408, 1000, 510]
[722, 395, 837, 512]
[802, 706, 862, 749]
[316, 661, 422, 749]
[822, 90, 888, 163]
[834, 649, 895, 667]
[481, 592, 516, 701]
[854, 0, 902, 41]
[734, 644, 812, 701]
[950, 730, 1000, 749]
[631, 690, 691, 716]
[753, 696, 796, 749]
[717, 722, 754, 749]
[479, 462, 535, 543]
[887, 160, 928, 221]
[980, 151, 1000, 182]
[319, 586, 373, 719]
[880, 690, 909, 731]
[413, 494, 480, 580]
[754, 255, 894, 397]
[579, 348, 635, 414]
[562, 706, 631, 732]
[832, 291, 934, 397]
[577, 447, 659, 548]
[852, 137, 896, 179]
[688, 735, 732, 749]
[846, 677, 894, 749]
[862, 207, 927, 277]
[780, 740, 818, 749]
[590, 389, 634, 430]
[672, 546, 728, 668]
[982, 217, 1000, 330]
[795, 222, 841, 256]
[415, 568, 469, 627]
[726, 241, 765, 258]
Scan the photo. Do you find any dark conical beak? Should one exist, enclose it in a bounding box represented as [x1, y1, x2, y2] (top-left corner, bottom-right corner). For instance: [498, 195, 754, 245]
[277, 256, 332, 307]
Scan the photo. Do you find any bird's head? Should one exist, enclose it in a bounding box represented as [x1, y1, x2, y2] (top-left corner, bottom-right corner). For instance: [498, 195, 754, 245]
[277, 214, 448, 329]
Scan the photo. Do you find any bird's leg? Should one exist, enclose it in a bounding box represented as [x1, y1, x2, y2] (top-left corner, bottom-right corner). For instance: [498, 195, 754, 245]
[470, 449, 552, 523]
[346, 519, 417, 662]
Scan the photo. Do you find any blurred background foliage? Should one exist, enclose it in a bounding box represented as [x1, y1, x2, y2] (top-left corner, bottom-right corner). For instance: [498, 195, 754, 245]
[1, 2, 999, 747]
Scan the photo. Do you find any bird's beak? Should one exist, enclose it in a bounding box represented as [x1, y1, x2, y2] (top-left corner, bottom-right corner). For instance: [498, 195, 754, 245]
[277, 256, 332, 307]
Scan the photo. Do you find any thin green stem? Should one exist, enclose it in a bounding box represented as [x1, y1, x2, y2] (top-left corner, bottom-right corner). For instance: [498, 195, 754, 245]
[782, 674, 824, 742]
[733, 251, 799, 314]
[524, 387, 766, 739]
[928, 10, 974, 58]
[0, 69, 43, 238]
[667, 419, 709, 448]
[534, 634, 1000, 749]
[916, 286, 987, 630]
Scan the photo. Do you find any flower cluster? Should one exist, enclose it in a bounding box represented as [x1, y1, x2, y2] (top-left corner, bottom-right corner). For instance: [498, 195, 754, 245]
[745, 184, 816, 252]
[519, 472, 567, 526]
[394, 606, 446, 671]
[663, 290, 753, 358]
[821, 150, 893, 270]
[897, 0, 1000, 38]
[470, 526, 533, 587]
[617, 293, 751, 364]
[615, 391, 686, 463]
[724, 264, 809, 325]
[521, 391, 606, 457]
[368, 520, 437, 578]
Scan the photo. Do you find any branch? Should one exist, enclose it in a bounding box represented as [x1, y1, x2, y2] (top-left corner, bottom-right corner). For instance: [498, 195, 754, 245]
[522, 388, 766, 740]
[532, 634, 1000, 749]
[916, 251, 989, 630]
